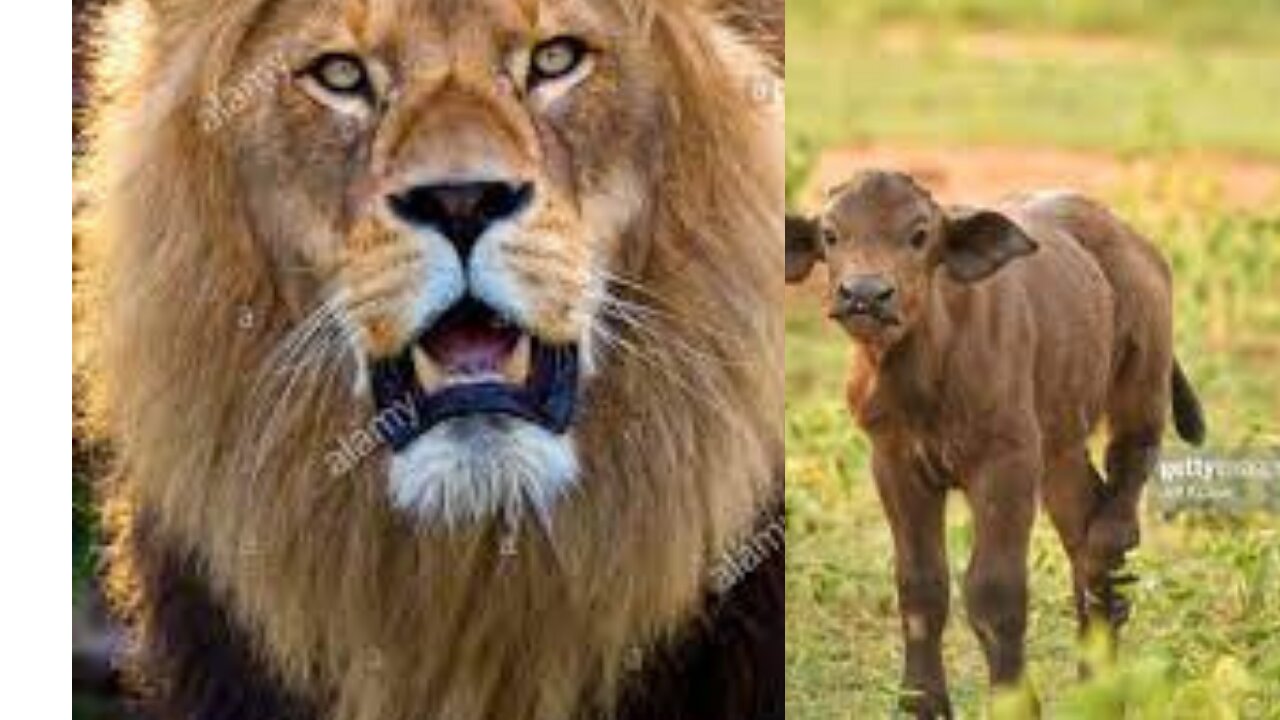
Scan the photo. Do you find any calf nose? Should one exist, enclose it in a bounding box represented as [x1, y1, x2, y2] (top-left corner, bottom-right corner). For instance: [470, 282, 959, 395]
[836, 276, 896, 316]
[388, 181, 534, 259]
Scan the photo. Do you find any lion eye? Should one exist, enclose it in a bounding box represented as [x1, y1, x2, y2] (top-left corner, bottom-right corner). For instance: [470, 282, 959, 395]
[823, 229, 838, 247]
[305, 53, 369, 96]
[530, 36, 588, 82]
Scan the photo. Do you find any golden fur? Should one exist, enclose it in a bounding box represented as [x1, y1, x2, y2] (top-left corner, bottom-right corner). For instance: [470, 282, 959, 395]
[86, 0, 782, 718]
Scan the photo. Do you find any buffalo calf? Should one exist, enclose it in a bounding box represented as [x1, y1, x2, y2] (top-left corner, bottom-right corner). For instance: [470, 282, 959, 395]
[787, 170, 1204, 717]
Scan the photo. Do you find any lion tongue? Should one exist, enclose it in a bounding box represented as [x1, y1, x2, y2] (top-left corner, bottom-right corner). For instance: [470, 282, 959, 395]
[421, 305, 520, 377]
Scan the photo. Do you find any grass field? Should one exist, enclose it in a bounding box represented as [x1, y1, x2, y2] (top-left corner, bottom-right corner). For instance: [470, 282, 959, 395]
[786, 0, 1280, 207]
[785, 1, 1280, 717]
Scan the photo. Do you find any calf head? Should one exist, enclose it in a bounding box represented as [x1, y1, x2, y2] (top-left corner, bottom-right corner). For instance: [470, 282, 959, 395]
[787, 170, 1037, 346]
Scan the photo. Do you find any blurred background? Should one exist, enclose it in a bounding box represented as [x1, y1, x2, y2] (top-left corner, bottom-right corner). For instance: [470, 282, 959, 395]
[74, 0, 129, 717]
[785, 0, 1280, 717]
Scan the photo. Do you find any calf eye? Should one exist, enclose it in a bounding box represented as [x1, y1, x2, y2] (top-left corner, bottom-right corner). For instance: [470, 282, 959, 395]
[531, 36, 588, 82]
[909, 228, 928, 250]
[303, 53, 370, 96]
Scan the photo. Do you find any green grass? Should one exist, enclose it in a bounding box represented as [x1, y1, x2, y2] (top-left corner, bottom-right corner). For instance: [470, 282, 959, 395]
[788, 0, 1280, 49]
[786, 0, 1280, 201]
[786, 1, 1280, 716]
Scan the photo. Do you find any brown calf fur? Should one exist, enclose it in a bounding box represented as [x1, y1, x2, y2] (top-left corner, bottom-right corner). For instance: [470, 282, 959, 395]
[787, 170, 1205, 718]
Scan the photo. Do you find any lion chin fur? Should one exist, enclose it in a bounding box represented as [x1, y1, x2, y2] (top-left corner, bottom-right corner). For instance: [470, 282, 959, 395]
[387, 417, 579, 529]
[84, 1, 783, 719]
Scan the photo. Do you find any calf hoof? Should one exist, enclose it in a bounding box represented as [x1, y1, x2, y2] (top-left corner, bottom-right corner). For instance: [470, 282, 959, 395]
[899, 689, 953, 719]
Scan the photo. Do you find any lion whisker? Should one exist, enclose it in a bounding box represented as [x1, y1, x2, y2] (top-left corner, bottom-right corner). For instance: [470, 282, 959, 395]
[596, 270, 753, 356]
[239, 291, 354, 482]
[590, 303, 740, 423]
[594, 292, 750, 373]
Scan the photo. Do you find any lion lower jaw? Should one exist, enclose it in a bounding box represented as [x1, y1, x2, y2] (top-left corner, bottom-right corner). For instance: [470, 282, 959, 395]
[387, 415, 578, 528]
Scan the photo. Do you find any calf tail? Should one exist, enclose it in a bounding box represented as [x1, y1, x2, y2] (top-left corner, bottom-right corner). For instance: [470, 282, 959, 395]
[1171, 359, 1206, 446]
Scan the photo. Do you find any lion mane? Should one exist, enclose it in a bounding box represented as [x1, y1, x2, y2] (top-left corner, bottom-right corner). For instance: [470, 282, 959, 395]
[84, 1, 782, 718]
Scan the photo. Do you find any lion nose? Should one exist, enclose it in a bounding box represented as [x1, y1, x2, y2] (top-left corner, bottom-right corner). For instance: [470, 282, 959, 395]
[388, 180, 534, 259]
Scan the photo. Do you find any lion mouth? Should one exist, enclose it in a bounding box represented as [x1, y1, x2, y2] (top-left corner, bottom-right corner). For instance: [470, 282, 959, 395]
[369, 297, 579, 452]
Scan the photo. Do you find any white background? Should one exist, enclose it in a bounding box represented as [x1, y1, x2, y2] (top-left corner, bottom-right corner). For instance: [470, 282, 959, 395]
[0, 0, 71, 709]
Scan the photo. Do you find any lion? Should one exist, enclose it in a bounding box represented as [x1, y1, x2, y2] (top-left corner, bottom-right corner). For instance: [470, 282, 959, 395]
[82, 0, 783, 718]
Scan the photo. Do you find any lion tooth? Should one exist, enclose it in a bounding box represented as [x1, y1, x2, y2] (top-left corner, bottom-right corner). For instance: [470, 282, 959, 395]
[504, 335, 531, 384]
[444, 372, 503, 387]
[490, 315, 514, 330]
[411, 346, 442, 392]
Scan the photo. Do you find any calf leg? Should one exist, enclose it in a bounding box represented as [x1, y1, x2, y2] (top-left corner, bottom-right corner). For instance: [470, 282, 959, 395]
[963, 449, 1039, 700]
[1041, 450, 1102, 635]
[1042, 449, 1136, 672]
[1089, 347, 1170, 585]
[872, 448, 952, 719]
[1085, 365, 1168, 631]
[1087, 433, 1158, 568]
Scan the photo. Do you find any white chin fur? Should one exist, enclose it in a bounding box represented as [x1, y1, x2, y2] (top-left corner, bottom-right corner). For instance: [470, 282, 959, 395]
[387, 416, 578, 528]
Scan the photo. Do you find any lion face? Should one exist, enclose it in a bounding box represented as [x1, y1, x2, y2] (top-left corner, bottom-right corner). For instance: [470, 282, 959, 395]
[226, 0, 663, 525]
[97, 0, 781, 712]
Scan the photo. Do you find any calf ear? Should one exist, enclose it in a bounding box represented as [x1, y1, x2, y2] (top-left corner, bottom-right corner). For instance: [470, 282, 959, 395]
[786, 215, 822, 284]
[942, 208, 1037, 283]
